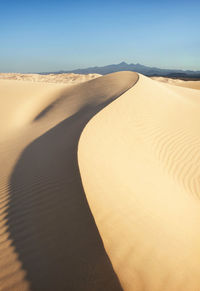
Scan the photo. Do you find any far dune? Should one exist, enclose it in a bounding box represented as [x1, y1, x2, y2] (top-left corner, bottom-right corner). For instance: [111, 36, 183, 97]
[0, 72, 101, 84]
[152, 76, 200, 90]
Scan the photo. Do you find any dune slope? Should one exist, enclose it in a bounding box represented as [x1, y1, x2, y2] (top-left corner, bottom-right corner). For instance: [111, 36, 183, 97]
[0, 72, 138, 291]
[151, 76, 200, 90]
[78, 74, 200, 291]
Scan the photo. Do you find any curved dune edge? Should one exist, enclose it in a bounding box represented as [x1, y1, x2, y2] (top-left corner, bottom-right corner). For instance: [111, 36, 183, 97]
[0, 72, 138, 291]
[78, 74, 200, 291]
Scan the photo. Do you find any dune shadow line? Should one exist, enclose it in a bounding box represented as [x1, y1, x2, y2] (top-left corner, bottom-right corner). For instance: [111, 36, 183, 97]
[8, 73, 138, 290]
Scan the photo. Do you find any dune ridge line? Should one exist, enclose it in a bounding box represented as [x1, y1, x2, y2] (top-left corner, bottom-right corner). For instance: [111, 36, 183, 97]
[78, 73, 200, 291]
[0, 72, 138, 291]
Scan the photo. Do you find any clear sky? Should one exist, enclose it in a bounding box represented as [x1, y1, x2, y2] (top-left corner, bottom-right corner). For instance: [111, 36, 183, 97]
[0, 0, 200, 73]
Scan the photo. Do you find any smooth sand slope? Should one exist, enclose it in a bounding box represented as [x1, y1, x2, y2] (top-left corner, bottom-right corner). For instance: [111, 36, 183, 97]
[0, 80, 68, 137]
[152, 76, 200, 90]
[79, 74, 200, 291]
[0, 72, 138, 291]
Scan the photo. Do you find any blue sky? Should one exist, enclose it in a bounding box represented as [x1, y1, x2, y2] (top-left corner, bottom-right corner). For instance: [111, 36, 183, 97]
[0, 0, 199, 72]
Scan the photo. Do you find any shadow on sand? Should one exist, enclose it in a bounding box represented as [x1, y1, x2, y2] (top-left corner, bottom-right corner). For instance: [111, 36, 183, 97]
[7, 73, 138, 290]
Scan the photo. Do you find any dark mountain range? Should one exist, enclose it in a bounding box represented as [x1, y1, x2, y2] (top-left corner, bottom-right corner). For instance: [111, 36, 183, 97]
[40, 62, 200, 79]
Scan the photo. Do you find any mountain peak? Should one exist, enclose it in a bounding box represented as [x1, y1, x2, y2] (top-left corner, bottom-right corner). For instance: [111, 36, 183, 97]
[119, 61, 128, 65]
[40, 62, 200, 78]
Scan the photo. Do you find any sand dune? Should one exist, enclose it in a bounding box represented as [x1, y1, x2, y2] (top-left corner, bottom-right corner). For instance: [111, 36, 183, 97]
[78, 75, 200, 290]
[0, 72, 138, 290]
[152, 76, 200, 90]
[0, 80, 67, 138]
[1, 71, 200, 291]
[0, 73, 101, 84]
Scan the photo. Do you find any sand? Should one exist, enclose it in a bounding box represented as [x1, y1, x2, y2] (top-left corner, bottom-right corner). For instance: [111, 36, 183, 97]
[0, 72, 138, 290]
[152, 76, 200, 90]
[0, 73, 101, 84]
[79, 74, 200, 290]
[1, 71, 200, 290]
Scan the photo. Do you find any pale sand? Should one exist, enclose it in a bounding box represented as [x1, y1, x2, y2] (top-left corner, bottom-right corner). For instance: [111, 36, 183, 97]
[78, 74, 200, 290]
[152, 76, 200, 90]
[1, 71, 200, 291]
[0, 72, 101, 84]
[0, 72, 138, 290]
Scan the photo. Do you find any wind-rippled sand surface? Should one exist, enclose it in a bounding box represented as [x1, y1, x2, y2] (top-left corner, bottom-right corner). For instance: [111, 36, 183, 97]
[0, 72, 137, 291]
[79, 74, 200, 290]
[1, 72, 200, 290]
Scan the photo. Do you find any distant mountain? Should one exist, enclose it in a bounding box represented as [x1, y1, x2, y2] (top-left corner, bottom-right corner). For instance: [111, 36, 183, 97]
[40, 62, 200, 78]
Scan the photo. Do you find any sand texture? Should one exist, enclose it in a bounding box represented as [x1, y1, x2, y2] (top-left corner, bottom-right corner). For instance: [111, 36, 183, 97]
[152, 76, 200, 90]
[79, 74, 200, 291]
[1, 71, 200, 290]
[0, 73, 101, 84]
[0, 72, 138, 291]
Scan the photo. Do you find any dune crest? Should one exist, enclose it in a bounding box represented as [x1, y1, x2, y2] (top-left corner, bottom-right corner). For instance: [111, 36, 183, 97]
[78, 74, 200, 290]
[0, 72, 138, 290]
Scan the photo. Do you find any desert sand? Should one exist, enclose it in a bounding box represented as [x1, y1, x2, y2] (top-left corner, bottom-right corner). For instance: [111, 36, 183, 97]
[79, 74, 200, 290]
[1, 71, 200, 290]
[0, 72, 101, 84]
[152, 76, 200, 90]
[0, 72, 137, 290]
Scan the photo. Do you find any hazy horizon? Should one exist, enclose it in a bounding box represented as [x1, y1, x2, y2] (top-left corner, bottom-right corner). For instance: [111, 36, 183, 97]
[1, 0, 200, 73]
